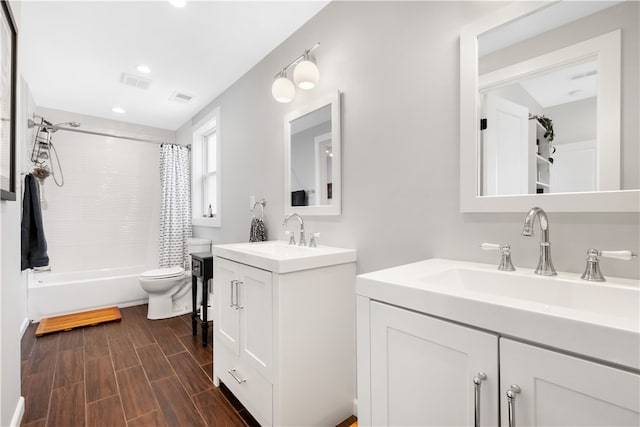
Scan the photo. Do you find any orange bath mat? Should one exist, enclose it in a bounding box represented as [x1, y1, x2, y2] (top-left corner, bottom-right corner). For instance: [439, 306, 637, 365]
[35, 306, 121, 337]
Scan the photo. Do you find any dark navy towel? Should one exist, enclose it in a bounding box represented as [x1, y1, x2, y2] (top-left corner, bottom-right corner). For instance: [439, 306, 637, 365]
[21, 174, 49, 270]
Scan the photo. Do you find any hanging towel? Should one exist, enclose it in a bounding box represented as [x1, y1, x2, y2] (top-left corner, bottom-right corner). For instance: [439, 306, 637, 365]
[249, 217, 267, 242]
[21, 174, 49, 270]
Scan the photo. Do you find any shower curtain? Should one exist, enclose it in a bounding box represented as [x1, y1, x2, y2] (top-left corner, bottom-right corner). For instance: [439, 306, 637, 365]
[159, 144, 192, 268]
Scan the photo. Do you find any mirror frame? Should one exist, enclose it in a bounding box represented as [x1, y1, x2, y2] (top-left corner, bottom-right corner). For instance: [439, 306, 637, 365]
[284, 91, 341, 216]
[460, 2, 639, 212]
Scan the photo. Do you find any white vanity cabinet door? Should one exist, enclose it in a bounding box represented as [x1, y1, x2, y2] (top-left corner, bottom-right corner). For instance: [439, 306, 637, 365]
[500, 339, 640, 427]
[237, 264, 273, 381]
[214, 258, 273, 380]
[369, 301, 499, 427]
[215, 257, 241, 355]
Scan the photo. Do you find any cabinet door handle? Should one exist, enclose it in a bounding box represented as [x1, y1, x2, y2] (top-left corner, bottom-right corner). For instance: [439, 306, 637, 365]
[506, 384, 521, 427]
[235, 281, 244, 309]
[473, 372, 487, 427]
[229, 280, 237, 308]
[228, 368, 246, 384]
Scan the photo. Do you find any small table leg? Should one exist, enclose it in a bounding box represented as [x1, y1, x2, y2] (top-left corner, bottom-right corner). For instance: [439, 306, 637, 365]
[191, 276, 198, 336]
[201, 278, 208, 346]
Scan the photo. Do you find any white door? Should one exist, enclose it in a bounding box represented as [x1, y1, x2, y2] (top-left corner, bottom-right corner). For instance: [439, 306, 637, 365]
[314, 132, 332, 205]
[238, 265, 273, 381]
[550, 140, 596, 193]
[482, 94, 530, 196]
[214, 257, 241, 355]
[369, 301, 499, 426]
[500, 338, 640, 426]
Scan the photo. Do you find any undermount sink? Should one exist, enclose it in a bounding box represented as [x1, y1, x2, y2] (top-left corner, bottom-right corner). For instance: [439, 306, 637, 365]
[419, 267, 639, 323]
[212, 240, 356, 273]
[357, 258, 640, 370]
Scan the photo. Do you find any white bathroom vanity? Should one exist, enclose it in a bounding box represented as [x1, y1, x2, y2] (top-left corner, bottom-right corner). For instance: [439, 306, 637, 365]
[356, 258, 640, 426]
[212, 241, 357, 427]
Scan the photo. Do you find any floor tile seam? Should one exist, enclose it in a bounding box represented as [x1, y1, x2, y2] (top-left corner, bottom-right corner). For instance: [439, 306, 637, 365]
[154, 325, 189, 356]
[133, 342, 178, 382]
[106, 345, 129, 424]
[216, 388, 251, 427]
[149, 374, 207, 426]
[42, 344, 62, 426]
[125, 409, 159, 425]
[86, 391, 121, 406]
[51, 378, 84, 391]
[167, 348, 212, 386]
[116, 357, 163, 421]
[83, 343, 88, 427]
[108, 332, 142, 373]
[187, 389, 214, 427]
[167, 351, 215, 424]
[114, 362, 143, 373]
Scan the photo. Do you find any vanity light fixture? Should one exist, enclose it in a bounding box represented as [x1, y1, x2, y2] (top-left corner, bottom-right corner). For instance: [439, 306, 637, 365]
[272, 70, 296, 103]
[271, 43, 320, 103]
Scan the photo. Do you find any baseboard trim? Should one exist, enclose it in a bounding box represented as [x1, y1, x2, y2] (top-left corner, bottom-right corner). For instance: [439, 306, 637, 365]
[10, 396, 25, 427]
[19, 317, 29, 338]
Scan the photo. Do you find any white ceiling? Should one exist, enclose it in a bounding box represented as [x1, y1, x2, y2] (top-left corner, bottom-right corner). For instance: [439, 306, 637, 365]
[21, 1, 329, 131]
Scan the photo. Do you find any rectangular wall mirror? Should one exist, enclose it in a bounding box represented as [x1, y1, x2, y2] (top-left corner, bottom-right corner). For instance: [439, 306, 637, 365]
[460, 1, 639, 212]
[284, 91, 341, 216]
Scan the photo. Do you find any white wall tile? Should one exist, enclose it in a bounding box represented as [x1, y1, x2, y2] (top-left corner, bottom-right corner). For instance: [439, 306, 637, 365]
[33, 107, 169, 273]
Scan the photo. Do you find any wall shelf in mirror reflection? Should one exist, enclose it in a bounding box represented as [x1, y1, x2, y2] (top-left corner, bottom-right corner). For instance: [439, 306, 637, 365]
[460, 0, 639, 212]
[284, 91, 341, 216]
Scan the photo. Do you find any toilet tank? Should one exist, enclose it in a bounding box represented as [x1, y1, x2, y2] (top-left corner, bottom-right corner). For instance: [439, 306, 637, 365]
[187, 237, 212, 254]
[186, 238, 212, 271]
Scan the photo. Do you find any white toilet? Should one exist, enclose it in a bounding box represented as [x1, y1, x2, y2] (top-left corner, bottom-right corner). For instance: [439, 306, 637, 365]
[138, 237, 212, 320]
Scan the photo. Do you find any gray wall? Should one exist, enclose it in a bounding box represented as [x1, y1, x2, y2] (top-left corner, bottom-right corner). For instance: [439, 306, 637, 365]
[179, 1, 639, 279]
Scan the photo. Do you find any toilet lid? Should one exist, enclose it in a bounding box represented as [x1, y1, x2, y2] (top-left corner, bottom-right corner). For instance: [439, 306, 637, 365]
[140, 266, 185, 279]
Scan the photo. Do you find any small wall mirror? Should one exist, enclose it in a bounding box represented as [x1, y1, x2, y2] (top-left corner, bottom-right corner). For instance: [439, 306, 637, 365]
[460, 1, 639, 212]
[284, 91, 341, 215]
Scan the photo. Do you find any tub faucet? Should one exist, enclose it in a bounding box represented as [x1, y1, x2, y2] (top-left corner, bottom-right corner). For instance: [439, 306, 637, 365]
[283, 213, 306, 246]
[521, 207, 557, 276]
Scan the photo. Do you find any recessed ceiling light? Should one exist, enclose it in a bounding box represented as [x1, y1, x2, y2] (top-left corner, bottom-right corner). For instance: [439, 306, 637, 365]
[112, 107, 126, 114]
[168, 0, 186, 7]
[137, 65, 151, 74]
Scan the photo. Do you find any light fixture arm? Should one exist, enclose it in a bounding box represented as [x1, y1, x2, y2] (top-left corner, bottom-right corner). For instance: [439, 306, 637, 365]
[273, 42, 320, 79]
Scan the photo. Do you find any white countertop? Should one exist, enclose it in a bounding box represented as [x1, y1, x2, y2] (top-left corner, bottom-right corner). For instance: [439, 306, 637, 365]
[357, 258, 640, 370]
[212, 240, 356, 273]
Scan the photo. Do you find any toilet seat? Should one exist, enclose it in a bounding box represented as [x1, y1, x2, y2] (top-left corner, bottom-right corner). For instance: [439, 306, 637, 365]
[139, 266, 185, 280]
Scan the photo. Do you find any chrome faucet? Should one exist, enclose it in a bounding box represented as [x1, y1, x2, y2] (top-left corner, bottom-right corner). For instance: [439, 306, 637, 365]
[521, 207, 557, 276]
[283, 213, 306, 246]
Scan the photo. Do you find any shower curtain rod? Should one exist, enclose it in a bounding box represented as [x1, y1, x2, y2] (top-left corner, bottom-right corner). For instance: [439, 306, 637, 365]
[53, 125, 173, 146]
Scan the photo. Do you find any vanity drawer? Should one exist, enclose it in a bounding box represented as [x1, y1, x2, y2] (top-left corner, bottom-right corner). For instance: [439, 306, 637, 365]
[216, 345, 273, 426]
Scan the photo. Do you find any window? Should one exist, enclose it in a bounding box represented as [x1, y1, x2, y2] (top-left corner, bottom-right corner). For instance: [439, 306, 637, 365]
[192, 108, 221, 227]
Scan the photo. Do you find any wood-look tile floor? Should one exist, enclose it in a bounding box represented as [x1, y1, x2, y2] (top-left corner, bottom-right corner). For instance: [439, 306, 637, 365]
[20, 305, 251, 427]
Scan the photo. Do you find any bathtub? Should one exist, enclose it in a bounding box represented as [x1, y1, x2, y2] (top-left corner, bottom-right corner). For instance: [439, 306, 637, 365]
[28, 265, 149, 322]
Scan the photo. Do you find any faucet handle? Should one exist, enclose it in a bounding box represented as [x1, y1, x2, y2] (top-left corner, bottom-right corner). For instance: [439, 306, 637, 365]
[480, 242, 516, 271]
[480, 243, 501, 251]
[308, 232, 321, 248]
[581, 248, 637, 282]
[600, 250, 637, 261]
[285, 230, 296, 246]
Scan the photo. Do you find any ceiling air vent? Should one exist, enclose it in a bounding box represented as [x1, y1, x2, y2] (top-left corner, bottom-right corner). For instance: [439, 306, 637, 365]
[121, 72, 152, 90]
[169, 91, 194, 103]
